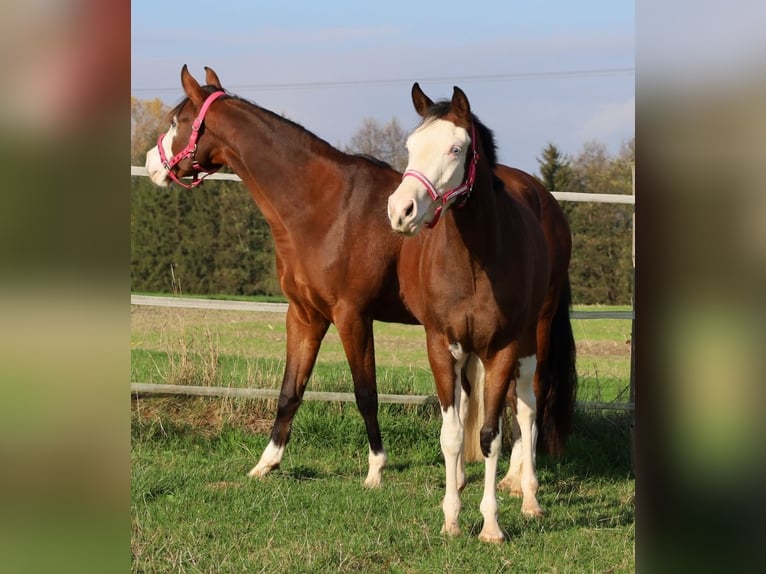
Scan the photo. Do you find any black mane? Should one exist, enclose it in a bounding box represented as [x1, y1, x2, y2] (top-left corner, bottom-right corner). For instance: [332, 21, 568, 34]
[420, 100, 499, 169]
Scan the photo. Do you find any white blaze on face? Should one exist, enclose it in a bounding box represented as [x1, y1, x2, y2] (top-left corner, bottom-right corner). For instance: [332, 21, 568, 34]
[387, 118, 470, 234]
[144, 117, 179, 187]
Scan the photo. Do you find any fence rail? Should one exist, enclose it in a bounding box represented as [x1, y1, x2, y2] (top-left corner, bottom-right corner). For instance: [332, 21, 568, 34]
[131, 294, 289, 313]
[130, 294, 632, 320]
[131, 295, 634, 412]
[130, 383, 634, 412]
[131, 166, 635, 205]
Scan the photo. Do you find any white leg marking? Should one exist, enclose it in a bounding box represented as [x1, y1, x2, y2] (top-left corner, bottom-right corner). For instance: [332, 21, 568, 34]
[517, 355, 543, 516]
[440, 404, 463, 536]
[248, 440, 285, 478]
[441, 343, 467, 536]
[499, 413, 523, 495]
[478, 423, 505, 543]
[364, 448, 388, 488]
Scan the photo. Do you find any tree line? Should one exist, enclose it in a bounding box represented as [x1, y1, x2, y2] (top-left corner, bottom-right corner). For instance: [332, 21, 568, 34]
[131, 98, 633, 304]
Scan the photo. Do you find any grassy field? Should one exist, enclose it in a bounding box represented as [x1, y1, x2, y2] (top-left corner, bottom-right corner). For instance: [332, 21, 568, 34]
[130, 303, 632, 403]
[131, 302, 634, 572]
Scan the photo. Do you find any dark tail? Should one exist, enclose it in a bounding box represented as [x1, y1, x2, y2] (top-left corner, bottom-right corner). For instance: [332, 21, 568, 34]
[539, 275, 578, 456]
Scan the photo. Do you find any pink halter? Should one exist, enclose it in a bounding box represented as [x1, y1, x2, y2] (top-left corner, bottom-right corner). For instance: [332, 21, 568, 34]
[157, 90, 226, 189]
[400, 123, 478, 228]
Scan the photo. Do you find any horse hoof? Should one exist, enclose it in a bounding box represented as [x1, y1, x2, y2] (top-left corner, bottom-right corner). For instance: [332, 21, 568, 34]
[440, 523, 461, 537]
[498, 478, 522, 497]
[363, 476, 382, 489]
[521, 505, 544, 517]
[478, 530, 505, 544]
[247, 464, 275, 478]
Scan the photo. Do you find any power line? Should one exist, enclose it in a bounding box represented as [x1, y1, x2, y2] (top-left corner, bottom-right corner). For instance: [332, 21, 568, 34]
[132, 67, 634, 95]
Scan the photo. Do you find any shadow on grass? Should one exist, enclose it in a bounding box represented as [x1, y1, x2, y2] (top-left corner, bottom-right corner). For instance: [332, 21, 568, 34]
[132, 398, 633, 485]
[445, 410, 633, 496]
[438, 410, 635, 539]
[281, 465, 323, 481]
[540, 410, 633, 480]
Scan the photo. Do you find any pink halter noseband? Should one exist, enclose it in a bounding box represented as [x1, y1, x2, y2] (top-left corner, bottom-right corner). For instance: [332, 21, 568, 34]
[401, 123, 479, 228]
[157, 90, 226, 189]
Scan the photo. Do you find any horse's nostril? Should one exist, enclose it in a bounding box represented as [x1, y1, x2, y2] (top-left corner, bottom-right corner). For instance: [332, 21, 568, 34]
[405, 201, 414, 218]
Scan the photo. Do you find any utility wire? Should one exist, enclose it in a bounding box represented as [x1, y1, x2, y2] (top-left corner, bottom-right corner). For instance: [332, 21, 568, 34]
[132, 67, 634, 95]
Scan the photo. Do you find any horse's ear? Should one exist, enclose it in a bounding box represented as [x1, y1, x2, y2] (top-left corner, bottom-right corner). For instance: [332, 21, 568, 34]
[204, 66, 223, 90]
[411, 82, 433, 117]
[451, 86, 471, 121]
[181, 65, 205, 107]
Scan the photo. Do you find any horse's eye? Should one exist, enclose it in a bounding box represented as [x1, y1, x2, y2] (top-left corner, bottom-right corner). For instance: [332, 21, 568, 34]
[450, 146, 461, 155]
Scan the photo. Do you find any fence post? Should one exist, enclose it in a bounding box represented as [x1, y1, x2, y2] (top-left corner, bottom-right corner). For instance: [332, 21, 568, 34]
[629, 163, 636, 473]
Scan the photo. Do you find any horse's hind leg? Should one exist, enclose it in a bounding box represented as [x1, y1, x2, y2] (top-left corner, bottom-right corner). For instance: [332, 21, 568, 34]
[499, 308, 551, 497]
[476, 348, 518, 543]
[248, 305, 329, 478]
[335, 306, 387, 487]
[516, 354, 543, 516]
[498, 412, 524, 496]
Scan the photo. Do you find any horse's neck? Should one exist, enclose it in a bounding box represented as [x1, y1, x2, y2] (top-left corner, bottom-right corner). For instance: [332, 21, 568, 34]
[221, 103, 339, 229]
[446, 167, 504, 254]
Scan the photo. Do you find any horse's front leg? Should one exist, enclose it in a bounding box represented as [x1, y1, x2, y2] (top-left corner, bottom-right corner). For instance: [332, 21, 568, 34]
[335, 305, 386, 488]
[428, 334, 468, 536]
[248, 305, 329, 478]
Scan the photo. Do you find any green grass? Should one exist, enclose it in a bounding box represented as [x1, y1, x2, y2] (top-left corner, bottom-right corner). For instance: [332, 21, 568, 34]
[132, 402, 634, 573]
[570, 305, 633, 404]
[131, 303, 634, 572]
[571, 305, 632, 340]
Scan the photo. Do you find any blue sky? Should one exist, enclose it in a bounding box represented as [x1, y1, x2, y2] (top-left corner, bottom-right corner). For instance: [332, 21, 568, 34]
[131, 1, 634, 174]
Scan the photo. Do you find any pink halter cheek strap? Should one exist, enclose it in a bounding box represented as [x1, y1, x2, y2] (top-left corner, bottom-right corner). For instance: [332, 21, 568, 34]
[400, 123, 479, 228]
[157, 90, 227, 189]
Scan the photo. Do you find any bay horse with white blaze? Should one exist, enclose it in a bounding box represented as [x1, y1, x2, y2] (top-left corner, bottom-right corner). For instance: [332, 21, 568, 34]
[388, 84, 550, 542]
[143, 66, 575, 502]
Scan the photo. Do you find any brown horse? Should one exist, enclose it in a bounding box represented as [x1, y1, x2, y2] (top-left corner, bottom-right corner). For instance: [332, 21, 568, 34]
[143, 66, 575, 494]
[388, 84, 550, 541]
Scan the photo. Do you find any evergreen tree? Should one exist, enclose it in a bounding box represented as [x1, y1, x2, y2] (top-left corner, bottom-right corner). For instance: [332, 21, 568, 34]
[172, 184, 220, 294]
[212, 181, 279, 296]
[131, 176, 182, 293]
[130, 174, 280, 296]
[537, 142, 573, 191]
[537, 139, 634, 305]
